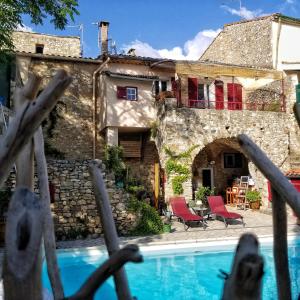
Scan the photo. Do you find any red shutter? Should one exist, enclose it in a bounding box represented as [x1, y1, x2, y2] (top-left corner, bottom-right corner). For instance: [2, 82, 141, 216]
[188, 78, 198, 100]
[235, 84, 242, 110]
[117, 86, 127, 99]
[227, 83, 242, 110]
[215, 81, 224, 110]
[171, 77, 177, 93]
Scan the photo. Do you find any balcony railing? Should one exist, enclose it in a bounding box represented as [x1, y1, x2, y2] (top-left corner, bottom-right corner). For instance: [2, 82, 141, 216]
[187, 99, 285, 112]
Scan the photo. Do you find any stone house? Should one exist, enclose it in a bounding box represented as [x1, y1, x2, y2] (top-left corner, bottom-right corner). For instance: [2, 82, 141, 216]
[1, 15, 300, 236]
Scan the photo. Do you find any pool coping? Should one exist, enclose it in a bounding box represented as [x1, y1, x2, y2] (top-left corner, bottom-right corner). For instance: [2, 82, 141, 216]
[55, 232, 300, 255]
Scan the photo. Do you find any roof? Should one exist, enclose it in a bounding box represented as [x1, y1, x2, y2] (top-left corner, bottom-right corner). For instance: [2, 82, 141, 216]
[13, 30, 80, 39]
[104, 71, 159, 81]
[285, 169, 300, 178]
[104, 54, 175, 67]
[15, 51, 100, 63]
[224, 13, 300, 28]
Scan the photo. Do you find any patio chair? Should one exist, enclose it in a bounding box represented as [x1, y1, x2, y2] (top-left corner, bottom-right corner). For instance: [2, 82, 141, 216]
[169, 197, 206, 231]
[207, 196, 245, 228]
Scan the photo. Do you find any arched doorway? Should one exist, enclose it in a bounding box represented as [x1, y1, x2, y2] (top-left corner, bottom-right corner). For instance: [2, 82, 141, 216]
[192, 138, 250, 198]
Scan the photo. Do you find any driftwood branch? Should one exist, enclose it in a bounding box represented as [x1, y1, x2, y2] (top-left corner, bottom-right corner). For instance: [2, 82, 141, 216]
[65, 244, 143, 300]
[221, 234, 264, 300]
[3, 187, 45, 300]
[14, 74, 41, 189]
[271, 187, 292, 300]
[89, 161, 133, 300]
[238, 134, 300, 218]
[0, 70, 72, 187]
[34, 127, 64, 299]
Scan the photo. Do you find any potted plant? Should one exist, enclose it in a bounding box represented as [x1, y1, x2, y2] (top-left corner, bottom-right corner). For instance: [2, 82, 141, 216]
[246, 190, 261, 210]
[194, 186, 215, 208]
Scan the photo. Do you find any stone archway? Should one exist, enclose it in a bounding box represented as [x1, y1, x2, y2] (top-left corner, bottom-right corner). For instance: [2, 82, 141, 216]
[192, 138, 250, 199]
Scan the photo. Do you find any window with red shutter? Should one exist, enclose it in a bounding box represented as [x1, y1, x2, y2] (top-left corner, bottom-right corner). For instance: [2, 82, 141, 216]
[188, 78, 198, 100]
[117, 86, 127, 99]
[227, 83, 242, 110]
[215, 80, 224, 110]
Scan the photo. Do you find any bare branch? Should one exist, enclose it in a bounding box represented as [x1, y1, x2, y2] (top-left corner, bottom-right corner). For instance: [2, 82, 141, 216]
[271, 187, 292, 300]
[238, 134, 300, 218]
[89, 160, 133, 300]
[0, 70, 72, 187]
[65, 244, 143, 300]
[222, 234, 264, 300]
[34, 127, 64, 299]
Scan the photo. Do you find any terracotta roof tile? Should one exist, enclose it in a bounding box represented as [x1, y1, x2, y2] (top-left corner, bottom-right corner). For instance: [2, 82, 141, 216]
[285, 169, 300, 178]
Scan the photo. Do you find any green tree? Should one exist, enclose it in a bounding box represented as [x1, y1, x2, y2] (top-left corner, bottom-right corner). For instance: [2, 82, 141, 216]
[0, 0, 79, 57]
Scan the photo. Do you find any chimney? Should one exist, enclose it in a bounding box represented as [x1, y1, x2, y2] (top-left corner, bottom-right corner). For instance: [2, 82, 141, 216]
[100, 21, 109, 55]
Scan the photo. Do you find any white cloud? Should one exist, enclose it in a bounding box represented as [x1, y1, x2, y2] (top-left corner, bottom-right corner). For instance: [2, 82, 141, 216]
[122, 29, 221, 61]
[221, 5, 264, 20]
[285, 0, 294, 4]
[16, 24, 33, 32]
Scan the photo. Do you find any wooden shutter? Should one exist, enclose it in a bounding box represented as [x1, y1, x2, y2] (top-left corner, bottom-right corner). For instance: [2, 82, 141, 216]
[215, 80, 224, 110]
[188, 78, 198, 100]
[227, 83, 242, 110]
[117, 86, 127, 99]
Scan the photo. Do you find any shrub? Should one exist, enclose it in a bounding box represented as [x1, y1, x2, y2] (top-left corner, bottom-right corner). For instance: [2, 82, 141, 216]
[246, 190, 261, 203]
[103, 145, 126, 182]
[128, 197, 163, 235]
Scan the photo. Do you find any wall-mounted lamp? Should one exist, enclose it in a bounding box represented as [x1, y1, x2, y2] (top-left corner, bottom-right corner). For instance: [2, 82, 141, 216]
[209, 161, 215, 165]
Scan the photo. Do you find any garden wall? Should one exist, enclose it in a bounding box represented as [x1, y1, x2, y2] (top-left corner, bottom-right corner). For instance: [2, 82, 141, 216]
[5, 160, 137, 240]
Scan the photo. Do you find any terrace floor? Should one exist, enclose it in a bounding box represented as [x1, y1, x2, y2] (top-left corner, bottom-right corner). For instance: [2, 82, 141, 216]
[57, 206, 300, 249]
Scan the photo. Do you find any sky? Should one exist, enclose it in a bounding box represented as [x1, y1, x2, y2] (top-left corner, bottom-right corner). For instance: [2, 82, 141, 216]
[20, 0, 300, 60]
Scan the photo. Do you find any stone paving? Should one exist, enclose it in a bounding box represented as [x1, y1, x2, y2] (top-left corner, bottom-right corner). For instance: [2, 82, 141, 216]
[57, 206, 300, 249]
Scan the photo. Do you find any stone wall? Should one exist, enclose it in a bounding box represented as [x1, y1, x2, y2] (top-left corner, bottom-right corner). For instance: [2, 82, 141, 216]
[17, 56, 105, 160]
[155, 99, 292, 207]
[13, 31, 81, 57]
[5, 160, 137, 240]
[200, 17, 273, 69]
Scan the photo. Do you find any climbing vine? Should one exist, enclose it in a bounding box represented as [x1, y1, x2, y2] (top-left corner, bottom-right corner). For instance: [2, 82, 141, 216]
[165, 145, 199, 195]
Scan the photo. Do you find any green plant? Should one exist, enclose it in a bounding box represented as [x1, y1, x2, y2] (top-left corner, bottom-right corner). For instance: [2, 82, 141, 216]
[44, 141, 65, 159]
[245, 190, 261, 203]
[103, 145, 126, 182]
[194, 186, 215, 207]
[128, 197, 163, 235]
[150, 121, 159, 138]
[165, 145, 199, 195]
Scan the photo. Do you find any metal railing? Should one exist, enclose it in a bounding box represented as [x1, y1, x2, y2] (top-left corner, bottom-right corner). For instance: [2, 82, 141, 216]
[186, 99, 285, 112]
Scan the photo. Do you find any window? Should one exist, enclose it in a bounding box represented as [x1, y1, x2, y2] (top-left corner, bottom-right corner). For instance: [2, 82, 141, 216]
[188, 78, 209, 100]
[224, 153, 243, 168]
[117, 86, 138, 101]
[127, 87, 137, 101]
[154, 80, 167, 96]
[35, 44, 44, 54]
[227, 83, 242, 110]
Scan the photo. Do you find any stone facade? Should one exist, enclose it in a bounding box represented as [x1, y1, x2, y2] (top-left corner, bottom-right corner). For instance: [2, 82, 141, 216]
[12, 31, 81, 57]
[200, 16, 273, 69]
[155, 99, 294, 207]
[5, 160, 137, 239]
[15, 55, 105, 160]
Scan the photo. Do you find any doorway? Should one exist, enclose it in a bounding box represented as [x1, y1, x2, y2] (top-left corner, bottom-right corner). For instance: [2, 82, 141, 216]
[202, 168, 213, 189]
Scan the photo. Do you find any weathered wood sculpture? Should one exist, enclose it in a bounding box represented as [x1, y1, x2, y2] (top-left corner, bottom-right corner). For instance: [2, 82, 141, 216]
[221, 234, 264, 300]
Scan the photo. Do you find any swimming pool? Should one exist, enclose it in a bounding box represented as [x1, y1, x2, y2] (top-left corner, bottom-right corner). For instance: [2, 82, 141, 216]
[42, 237, 300, 299]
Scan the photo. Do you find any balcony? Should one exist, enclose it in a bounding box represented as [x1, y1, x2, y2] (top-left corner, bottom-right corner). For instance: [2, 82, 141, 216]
[186, 99, 285, 112]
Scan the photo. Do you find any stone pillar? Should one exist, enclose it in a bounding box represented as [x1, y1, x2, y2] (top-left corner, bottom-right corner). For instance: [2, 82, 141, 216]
[106, 127, 118, 146]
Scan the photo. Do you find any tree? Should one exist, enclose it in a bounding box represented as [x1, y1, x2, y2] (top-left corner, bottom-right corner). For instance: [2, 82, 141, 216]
[0, 0, 79, 58]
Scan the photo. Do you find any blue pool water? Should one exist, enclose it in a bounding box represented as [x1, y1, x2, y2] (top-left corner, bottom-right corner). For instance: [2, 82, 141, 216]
[42, 239, 300, 300]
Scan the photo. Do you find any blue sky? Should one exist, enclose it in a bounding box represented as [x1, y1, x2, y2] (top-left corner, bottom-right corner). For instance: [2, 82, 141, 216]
[20, 0, 300, 60]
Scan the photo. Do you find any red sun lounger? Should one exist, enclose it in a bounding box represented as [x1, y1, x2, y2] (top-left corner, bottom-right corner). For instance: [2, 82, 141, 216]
[170, 197, 206, 231]
[207, 196, 245, 227]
